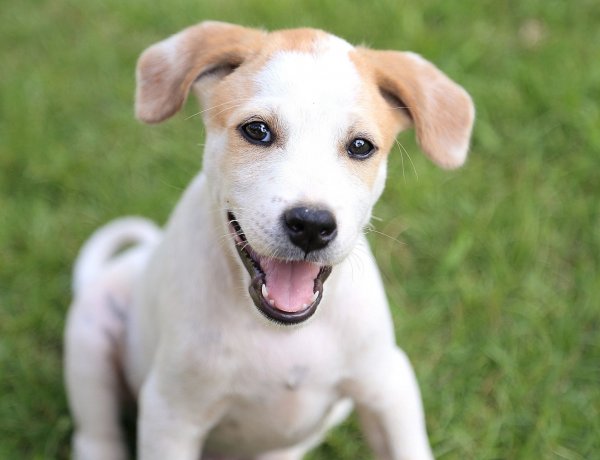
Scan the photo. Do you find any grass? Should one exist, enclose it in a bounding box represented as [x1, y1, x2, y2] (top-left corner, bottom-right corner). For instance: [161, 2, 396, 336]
[1, 0, 599, 458]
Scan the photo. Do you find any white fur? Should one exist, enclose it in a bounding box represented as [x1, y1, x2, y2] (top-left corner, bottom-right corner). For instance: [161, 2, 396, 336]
[65, 29, 436, 460]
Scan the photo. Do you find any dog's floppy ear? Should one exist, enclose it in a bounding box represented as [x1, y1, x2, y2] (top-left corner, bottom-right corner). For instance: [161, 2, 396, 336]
[359, 49, 475, 169]
[135, 21, 265, 124]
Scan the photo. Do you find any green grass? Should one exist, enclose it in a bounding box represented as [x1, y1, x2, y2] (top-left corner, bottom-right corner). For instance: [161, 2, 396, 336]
[1, 0, 599, 458]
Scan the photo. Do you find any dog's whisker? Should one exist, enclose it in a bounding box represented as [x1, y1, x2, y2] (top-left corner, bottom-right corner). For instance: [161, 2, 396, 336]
[363, 227, 406, 247]
[346, 252, 358, 283]
[210, 101, 254, 120]
[346, 251, 366, 284]
[394, 138, 407, 183]
[404, 145, 419, 180]
[185, 98, 254, 120]
[394, 138, 419, 180]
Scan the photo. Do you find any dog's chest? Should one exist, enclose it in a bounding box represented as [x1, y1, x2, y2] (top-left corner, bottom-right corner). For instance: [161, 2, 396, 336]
[203, 323, 346, 454]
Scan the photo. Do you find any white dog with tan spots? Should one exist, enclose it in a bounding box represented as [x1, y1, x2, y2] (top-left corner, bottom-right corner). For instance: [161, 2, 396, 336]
[65, 21, 474, 460]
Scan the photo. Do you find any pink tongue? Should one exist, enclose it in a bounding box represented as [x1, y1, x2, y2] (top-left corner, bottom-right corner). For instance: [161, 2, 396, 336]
[261, 258, 321, 313]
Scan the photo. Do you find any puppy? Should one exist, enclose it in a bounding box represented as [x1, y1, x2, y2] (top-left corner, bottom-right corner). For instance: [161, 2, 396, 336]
[65, 21, 474, 460]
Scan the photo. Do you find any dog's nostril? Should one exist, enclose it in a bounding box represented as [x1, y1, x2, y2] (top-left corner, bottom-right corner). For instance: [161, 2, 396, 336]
[289, 223, 304, 234]
[284, 207, 338, 253]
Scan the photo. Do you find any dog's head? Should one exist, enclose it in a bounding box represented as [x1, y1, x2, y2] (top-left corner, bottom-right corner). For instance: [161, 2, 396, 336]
[135, 22, 474, 325]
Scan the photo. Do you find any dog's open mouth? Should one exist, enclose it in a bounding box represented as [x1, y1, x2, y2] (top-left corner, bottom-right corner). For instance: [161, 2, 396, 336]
[228, 212, 332, 325]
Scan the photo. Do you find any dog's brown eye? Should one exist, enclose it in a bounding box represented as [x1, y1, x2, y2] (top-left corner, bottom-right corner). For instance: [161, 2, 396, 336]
[347, 138, 375, 159]
[241, 121, 272, 145]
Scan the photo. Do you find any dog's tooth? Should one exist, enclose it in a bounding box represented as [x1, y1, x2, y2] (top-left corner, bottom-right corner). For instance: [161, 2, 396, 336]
[312, 291, 319, 303]
[261, 284, 269, 299]
[269, 299, 275, 306]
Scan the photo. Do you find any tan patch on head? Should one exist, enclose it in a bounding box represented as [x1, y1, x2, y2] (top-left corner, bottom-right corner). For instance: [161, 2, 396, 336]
[204, 30, 402, 192]
[268, 28, 330, 54]
[199, 27, 331, 129]
[350, 50, 413, 148]
[195, 63, 259, 129]
[192, 28, 343, 191]
[322, 50, 410, 190]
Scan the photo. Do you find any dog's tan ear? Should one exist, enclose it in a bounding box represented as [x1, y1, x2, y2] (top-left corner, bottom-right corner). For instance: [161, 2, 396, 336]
[359, 49, 475, 169]
[135, 21, 265, 124]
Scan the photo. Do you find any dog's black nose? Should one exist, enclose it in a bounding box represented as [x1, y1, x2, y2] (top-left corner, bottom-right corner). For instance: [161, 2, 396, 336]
[284, 207, 337, 253]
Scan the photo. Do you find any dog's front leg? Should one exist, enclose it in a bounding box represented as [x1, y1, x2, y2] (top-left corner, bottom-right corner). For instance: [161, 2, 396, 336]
[347, 347, 434, 460]
[138, 370, 226, 460]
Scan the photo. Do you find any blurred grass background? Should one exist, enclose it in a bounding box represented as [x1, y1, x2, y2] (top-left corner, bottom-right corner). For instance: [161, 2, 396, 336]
[1, 0, 599, 458]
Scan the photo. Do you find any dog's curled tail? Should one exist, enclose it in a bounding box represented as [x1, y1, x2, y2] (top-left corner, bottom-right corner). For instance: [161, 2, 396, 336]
[72, 217, 162, 294]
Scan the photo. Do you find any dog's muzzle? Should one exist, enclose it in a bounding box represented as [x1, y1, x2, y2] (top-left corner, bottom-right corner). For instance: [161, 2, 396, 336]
[227, 212, 333, 325]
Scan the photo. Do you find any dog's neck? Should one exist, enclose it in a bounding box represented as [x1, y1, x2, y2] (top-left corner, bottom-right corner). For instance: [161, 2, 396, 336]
[162, 173, 241, 288]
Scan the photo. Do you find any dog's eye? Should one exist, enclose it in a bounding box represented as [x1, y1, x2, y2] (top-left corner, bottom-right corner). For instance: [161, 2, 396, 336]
[347, 138, 375, 160]
[241, 121, 272, 145]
